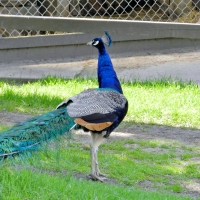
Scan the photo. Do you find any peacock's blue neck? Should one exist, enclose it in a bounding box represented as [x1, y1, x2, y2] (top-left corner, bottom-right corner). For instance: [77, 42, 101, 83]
[97, 48, 123, 94]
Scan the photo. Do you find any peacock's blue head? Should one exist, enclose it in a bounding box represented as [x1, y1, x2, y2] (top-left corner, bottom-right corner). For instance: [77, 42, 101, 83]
[87, 38, 104, 50]
[87, 31, 112, 50]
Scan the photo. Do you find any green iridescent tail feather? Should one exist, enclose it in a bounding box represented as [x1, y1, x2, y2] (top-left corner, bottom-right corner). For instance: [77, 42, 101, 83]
[0, 107, 75, 159]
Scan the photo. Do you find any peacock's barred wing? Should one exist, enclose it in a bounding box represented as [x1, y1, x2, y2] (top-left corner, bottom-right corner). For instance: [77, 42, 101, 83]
[57, 88, 127, 124]
[0, 107, 75, 157]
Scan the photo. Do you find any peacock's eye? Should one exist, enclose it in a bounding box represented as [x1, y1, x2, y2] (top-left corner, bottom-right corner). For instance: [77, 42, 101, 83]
[93, 40, 99, 46]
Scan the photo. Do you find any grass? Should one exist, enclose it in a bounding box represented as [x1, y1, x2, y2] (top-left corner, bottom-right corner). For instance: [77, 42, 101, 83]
[0, 77, 200, 129]
[0, 124, 9, 133]
[0, 167, 192, 200]
[0, 134, 199, 200]
[0, 77, 200, 200]
[124, 79, 200, 128]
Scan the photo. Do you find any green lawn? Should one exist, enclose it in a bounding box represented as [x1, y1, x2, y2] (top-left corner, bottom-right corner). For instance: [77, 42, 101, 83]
[0, 166, 191, 200]
[0, 77, 199, 200]
[0, 77, 200, 128]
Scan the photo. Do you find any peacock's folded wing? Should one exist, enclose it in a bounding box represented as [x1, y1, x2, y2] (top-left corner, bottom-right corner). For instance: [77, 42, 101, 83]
[65, 88, 127, 124]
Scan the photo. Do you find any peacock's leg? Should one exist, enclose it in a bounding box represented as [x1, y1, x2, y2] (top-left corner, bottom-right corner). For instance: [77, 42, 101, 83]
[87, 132, 106, 182]
[94, 147, 107, 178]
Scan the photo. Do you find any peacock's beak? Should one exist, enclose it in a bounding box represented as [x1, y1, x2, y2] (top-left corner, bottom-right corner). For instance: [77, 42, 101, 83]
[87, 41, 93, 45]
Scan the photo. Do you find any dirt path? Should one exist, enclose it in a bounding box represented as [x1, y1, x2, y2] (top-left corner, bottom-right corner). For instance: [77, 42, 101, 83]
[1, 111, 199, 146]
[1, 47, 200, 84]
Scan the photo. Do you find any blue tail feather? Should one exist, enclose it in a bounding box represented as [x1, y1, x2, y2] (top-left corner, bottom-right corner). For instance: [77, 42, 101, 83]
[0, 107, 75, 158]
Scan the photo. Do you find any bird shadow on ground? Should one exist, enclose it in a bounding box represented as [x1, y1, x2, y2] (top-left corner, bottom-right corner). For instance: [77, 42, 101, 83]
[115, 122, 200, 147]
[71, 120, 200, 148]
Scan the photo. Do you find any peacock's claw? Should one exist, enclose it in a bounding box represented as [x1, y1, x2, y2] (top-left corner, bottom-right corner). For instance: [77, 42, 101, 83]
[97, 172, 107, 178]
[87, 173, 107, 182]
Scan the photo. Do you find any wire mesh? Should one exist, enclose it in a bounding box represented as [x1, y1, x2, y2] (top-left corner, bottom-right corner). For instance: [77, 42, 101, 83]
[0, 0, 200, 37]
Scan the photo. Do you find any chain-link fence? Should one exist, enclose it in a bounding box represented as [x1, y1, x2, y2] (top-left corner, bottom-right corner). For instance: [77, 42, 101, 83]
[0, 0, 200, 37]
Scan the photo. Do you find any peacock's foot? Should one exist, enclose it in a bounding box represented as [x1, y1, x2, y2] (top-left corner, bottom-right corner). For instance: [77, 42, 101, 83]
[97, 172, 107, 178]
[87, 173, 107, 182]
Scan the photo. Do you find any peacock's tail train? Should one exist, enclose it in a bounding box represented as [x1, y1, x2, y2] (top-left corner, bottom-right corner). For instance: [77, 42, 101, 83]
[0, 107, 75, 159]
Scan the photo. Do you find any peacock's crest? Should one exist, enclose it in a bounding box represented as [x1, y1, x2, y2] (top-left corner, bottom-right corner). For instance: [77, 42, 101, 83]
[102, 31, 112, 47]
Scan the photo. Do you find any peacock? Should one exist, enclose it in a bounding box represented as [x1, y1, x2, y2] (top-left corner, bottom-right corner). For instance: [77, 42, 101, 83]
[0, 31, 128, 182]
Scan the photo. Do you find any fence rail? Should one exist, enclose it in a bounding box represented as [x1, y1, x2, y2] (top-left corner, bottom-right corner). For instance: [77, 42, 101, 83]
[0, 0, 200, 37]
[0, 15, 200, 63]
[0, 14, 200, 39]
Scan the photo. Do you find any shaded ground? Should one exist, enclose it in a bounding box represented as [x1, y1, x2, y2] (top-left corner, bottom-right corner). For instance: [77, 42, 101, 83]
[0, 111, 199, 199]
